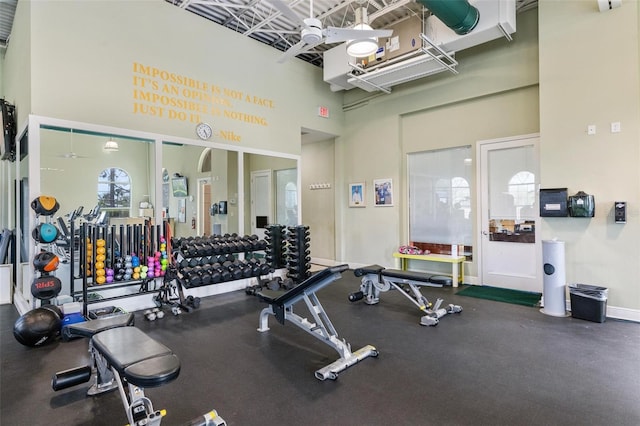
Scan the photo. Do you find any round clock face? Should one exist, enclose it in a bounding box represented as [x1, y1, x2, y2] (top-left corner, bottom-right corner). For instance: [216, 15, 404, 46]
[196, 122, 213, 140]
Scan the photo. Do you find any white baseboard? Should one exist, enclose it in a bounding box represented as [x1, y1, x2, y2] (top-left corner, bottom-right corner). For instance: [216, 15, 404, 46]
[13, 291, 31, 316]
[601, 305, 640, 323]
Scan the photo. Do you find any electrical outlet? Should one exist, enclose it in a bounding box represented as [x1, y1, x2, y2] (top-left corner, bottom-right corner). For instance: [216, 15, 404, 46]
[611, 122, 621, 133]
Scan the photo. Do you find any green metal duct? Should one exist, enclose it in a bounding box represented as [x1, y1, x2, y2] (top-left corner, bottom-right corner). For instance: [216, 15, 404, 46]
[418, 0, 480, 35]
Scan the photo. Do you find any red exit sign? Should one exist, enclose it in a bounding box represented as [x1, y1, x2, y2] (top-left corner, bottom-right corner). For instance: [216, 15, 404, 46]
[318, 106, 329, 118]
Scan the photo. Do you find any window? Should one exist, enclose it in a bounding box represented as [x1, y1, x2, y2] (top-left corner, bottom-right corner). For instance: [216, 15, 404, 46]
[408, 147, 473, 256]
[508, 171, 535, 220]
[97, 168, 131, 218]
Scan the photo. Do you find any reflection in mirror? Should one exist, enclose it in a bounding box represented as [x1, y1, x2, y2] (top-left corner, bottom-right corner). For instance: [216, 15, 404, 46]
[34, 126, 154, 301]
[275, 168, 298, 226]
[162, 143, 239, 238]
[244, 153, 298, 238]
[18, 131, 30, 263]
[40, 127, 154, 225]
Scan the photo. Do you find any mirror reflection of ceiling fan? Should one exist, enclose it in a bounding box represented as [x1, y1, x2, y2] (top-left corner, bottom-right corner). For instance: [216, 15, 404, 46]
[57, 129, 90, 159]
[272, 0, 393, 63]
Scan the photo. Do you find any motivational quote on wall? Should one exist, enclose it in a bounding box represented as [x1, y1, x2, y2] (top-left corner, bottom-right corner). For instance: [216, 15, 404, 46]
[132, 62, 276, 142]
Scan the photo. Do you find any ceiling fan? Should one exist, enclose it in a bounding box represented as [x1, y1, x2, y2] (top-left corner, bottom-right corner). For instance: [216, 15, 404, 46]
[56, 129, 90, 159]
[272, 0, 393, 63]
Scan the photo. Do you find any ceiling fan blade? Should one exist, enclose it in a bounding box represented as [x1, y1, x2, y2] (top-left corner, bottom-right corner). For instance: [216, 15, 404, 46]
[323, 27, 393, 44]
[270, 0, 306, 27]
[277, 40, 308, 63]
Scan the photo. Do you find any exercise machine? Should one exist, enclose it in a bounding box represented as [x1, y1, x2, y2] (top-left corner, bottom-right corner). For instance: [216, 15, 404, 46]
[349, 264, 462, 326]
[52, 313, 226, 426]
[256, 264, 378, 380]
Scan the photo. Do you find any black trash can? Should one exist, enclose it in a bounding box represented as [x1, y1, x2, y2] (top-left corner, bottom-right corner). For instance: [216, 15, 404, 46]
[568, 284, 608, 323]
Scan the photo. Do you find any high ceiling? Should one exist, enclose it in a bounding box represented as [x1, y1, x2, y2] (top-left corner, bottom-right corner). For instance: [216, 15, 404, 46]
[0, 0, 17, 49]
[1, 1, 538, 66]
[166, 0, 538, 67]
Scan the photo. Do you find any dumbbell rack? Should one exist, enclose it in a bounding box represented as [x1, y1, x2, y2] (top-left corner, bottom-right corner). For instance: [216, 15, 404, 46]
[264, 225, 286, 270]
[171, 234, 270, 291]
[284, 225, 311, 284]
[75, 221, 168, 317]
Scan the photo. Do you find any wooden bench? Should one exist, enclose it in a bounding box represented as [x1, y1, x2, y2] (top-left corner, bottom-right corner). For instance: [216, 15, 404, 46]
[392, 252, 465, 287]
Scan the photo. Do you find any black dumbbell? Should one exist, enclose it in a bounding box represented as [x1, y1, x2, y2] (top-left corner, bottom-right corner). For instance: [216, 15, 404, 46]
[185, 295, 201, 309]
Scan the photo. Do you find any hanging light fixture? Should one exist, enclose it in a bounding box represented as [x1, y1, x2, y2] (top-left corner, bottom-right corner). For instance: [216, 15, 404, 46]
[104, 138, 119, 152]
[346, 6, 379, 58]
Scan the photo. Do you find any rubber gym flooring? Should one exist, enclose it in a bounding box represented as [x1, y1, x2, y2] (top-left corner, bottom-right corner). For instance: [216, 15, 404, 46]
[2, 269, 639, 426]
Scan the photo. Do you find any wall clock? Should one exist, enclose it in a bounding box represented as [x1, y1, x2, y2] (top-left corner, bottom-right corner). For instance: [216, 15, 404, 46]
[196, 122, 213, 140]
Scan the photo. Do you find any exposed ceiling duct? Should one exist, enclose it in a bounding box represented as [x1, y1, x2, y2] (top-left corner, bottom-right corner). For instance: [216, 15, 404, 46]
[324, 0, 518, 93]
[417, 0, 480, 35]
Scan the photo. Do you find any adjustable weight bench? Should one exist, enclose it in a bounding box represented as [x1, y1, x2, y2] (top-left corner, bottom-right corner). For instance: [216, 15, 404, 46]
[349, 265, 462, 326]
[256, 264, 378, 380]
[52, 313, 225, 426]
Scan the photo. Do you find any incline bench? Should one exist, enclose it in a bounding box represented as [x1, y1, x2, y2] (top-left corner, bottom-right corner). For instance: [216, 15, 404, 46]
[256, 264, 378, 380]
[52, 313, 225, 426]
[350, 265, 462, 326]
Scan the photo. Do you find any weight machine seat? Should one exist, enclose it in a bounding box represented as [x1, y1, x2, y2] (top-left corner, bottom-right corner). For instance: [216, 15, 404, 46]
[62, 312, 135, 340]
[91, 327, 180, 388]
[353, 264, 385, 278]
[256, 264, 349, 324]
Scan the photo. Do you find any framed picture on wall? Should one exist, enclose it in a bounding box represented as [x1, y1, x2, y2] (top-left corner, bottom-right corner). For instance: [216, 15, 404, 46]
[374, 178, 393, 206]
[349, 183, 365, 207]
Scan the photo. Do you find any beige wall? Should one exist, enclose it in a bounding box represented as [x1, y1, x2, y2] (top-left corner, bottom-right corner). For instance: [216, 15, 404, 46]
[538, 0, 640, 310]
[301, 139, 336, 261]
[5, 0, 344, 155]
[1, 0, 30, 125]
[331, 3, 639, 313]
[402, 86, 540, 278]
[4, 2, 639, 315]
[337, 9, 540, 269]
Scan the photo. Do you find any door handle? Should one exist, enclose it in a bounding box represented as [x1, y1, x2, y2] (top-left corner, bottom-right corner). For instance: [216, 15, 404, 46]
[482, 231, 489, 236]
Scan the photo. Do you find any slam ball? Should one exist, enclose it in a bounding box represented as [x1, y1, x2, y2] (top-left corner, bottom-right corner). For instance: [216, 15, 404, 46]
[13, 307, 62, 347]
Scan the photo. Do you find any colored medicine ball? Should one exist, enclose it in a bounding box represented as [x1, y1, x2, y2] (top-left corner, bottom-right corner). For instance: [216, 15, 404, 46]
[30, 196, 60, 216]
[32, 223, 59, 243]
[13, 307, 62, 347]
[33, 251, 60, 273]
[31, 275, 62, 300]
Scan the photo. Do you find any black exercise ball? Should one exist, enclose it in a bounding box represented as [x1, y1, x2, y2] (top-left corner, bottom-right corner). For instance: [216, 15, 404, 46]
[40, 304, 63, 320]
[13, 307, 62, 347]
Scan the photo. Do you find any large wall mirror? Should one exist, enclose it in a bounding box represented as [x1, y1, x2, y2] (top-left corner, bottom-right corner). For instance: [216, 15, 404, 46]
[13, 118, 300, 311]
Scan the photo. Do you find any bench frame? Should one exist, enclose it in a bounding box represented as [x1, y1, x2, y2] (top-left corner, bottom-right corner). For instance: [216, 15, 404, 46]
[52, 313, 226, 426]
[257, 265, 378, 380]
[351, 265, 462, 326]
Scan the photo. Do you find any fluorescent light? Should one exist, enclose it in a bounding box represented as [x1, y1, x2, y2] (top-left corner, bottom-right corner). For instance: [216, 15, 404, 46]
[104, 139, 119, 152]
[346, 23, 378, 58]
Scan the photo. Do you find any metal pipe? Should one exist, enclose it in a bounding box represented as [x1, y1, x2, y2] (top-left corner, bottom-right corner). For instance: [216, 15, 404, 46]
[418, 0, 480, 35]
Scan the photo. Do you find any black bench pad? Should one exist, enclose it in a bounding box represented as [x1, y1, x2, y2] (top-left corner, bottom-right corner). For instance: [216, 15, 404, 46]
[63, 312, 135, 340]
[354, 264, 385, 277]
[91, 327, 180, 388]
[429, 275, 453, 286]
[257, 265, 349, 305]
[257, 264, 349, 325]
[382, 268, 439, 284]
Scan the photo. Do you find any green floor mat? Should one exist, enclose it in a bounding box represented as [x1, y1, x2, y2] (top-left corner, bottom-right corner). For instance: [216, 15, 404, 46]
[456, 285, 542, 307]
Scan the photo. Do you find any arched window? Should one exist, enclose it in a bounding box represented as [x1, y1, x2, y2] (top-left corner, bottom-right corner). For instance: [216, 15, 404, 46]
[508, 171, 535, 209]
[451, 176, 471, 219]
[97, 167, 131, 218]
